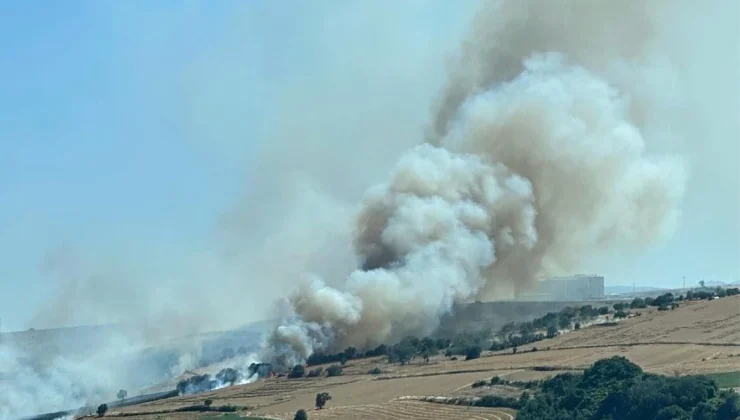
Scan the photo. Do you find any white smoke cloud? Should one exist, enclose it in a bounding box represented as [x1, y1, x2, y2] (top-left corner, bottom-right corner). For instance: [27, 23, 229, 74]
[269, 2, 691, 364]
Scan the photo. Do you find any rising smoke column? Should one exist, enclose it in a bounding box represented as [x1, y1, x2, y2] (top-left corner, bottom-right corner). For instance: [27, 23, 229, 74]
[269, 0, 687, 365]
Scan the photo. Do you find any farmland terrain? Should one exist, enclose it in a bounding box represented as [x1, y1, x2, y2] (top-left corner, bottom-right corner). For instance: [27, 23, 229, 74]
[106, 295, 740, 420]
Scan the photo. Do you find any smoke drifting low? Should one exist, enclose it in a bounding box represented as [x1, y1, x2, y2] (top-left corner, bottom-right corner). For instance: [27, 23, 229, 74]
[269, 1, 688, 365]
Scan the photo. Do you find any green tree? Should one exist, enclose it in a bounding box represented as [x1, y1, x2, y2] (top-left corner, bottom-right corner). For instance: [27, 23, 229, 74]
[97, 404, 108, 417]
[656, 405, 689, 420]
[343, 346, 358, 359]
[294, 409, 308, 420]
[315, 392, 332, 409]
[598, 306, 609, 315]
[465, 346, 482, 360]
[546, 326, 559, 338]
[326, 365, 343, 377]
[288, 364, 306, 379]
[652, 293, 675, 307]
[630, 298, 647, 309]
[558, 316, 571, 329]
[716, 392, 740, 420]
[204, 399, 213, 407]
[691, 401, 716, 420]
[117, 389, 127, 400]
[391, 342, 416, 365]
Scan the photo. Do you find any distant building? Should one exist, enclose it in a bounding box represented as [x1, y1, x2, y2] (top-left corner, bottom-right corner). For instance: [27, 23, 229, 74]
[520, 274, 605, 301]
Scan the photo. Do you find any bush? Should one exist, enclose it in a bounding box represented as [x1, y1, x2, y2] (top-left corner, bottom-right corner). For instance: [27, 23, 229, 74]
[215, 405, 237, 412]
[97, 404, 107, 417]
[288, 364, 305, 379]
[326, 365, 343, 377]
[204, 399, 213, 407]
[726, 287, 740, 296]
[574, 322, 581, 330]
[364, 344, 388, 357]
[472, 380, 488, 388]
[294, 409, 308, 420]
[614, 310, 629, 319]
[388, 343, 415, 365]
[598, 306, 609, 315]
[658, 304, 669, 311]
[630, 298, 647, 309]
[651, 293, 675, 307]
[490, 376, 503, 385]
[367, 367, 382, 375]
[546, 326, 559, 338]
[474, 395, 521, 409]
[613, 302, 627, 311]
[465, 346, 482, 360]
[315, 392, 332, 409]
[307, 368, 323, 378]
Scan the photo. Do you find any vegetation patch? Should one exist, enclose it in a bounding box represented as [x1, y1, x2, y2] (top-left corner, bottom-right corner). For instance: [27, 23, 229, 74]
[517, 356, 739, 420]
[698, 371, 740, 389]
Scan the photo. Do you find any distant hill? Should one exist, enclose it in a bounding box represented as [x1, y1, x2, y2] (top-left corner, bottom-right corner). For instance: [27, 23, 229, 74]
[703, 281, 730, 287]
[605, 285, 664, 295]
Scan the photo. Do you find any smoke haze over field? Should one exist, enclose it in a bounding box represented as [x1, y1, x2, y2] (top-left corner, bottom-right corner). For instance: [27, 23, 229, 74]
[0, 0, 738, 418]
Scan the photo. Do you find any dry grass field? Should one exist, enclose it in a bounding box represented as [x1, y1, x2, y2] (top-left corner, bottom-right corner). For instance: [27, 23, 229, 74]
[109, 295, 740, 420]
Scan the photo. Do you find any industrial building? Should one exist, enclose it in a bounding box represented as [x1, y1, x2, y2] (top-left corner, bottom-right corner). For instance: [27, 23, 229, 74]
[520, 274, 605, 301]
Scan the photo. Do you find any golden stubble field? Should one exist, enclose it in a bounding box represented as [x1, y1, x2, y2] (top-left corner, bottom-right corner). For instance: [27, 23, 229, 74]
[114, 296, 740, 420]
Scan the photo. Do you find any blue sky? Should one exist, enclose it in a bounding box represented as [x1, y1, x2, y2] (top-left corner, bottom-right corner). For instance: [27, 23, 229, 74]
[0, 1, 250, 330]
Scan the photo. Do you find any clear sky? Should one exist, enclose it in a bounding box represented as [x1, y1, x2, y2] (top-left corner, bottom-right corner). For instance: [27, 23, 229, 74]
[1, 1, 738, 331]
[0, 1, 257, 331]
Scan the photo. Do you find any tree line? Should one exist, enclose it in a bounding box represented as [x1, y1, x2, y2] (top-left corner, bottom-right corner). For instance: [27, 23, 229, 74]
[515, 356, 739, 420]
[298, 286, 740, 370]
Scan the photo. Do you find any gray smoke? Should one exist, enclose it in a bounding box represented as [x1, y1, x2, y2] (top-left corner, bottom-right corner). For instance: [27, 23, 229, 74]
[269, 0, 690, 365]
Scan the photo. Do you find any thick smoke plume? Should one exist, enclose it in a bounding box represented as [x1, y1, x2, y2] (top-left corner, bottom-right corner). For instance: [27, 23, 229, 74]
[269, 0, 688, 365]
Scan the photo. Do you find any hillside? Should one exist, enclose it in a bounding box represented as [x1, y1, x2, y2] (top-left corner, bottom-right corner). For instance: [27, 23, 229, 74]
[102, 295, 740, 420]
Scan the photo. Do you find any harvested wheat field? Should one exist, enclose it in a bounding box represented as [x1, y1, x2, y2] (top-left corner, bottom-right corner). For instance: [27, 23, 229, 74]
[110, 296, 739, 420]
[274, 401, 516, 420]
